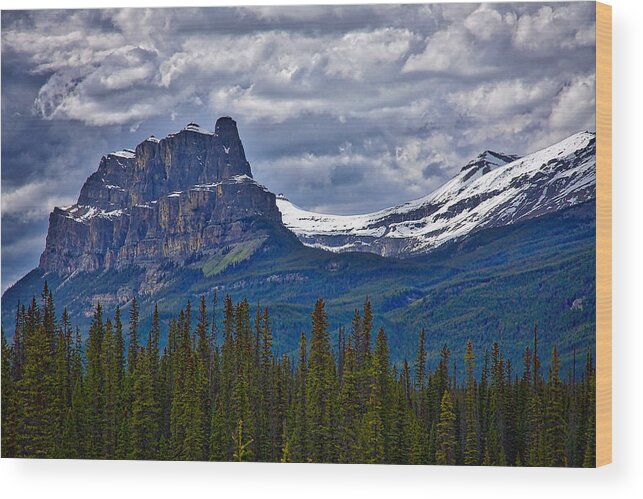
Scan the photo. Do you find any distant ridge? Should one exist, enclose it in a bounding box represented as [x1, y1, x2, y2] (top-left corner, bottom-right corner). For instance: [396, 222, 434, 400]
[277, 131, 596, 257]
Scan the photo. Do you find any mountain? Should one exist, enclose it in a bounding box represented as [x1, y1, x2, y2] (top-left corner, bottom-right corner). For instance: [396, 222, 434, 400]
[2, 201, 596, 374]
[39, 117, 283, 275]
[277, 131, 596, 257]
[1, 120, 596, 373]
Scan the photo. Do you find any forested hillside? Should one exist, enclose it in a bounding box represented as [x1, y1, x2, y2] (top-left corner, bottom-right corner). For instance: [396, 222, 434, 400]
[1, 284, 595, 466]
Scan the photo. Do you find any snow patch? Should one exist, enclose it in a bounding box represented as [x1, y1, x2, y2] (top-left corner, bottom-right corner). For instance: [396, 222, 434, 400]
[183, 122, 213, 135]
[109, 149, 135, 159]
[278, 131, 596, 255]
[61, 205, 128, 223]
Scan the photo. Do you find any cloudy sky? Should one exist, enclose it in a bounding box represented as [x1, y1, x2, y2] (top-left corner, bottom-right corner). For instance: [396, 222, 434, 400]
[1, 2, 596, 292]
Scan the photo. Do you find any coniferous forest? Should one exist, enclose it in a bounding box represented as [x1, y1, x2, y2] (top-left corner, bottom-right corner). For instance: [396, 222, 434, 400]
[1, 283, 595, 466]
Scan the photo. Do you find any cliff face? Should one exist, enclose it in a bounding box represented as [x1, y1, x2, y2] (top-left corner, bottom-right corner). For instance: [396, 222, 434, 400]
[39, 117, 282, 273]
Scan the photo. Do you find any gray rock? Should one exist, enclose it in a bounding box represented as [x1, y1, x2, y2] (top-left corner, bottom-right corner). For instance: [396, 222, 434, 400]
[39, 118, 281, 273]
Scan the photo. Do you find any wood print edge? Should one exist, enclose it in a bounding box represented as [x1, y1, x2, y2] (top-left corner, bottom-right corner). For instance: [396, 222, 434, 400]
[595, 1, 612, 468]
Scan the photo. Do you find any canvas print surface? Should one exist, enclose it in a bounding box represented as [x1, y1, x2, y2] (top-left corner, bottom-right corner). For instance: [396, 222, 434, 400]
[1, 2, 599, 466]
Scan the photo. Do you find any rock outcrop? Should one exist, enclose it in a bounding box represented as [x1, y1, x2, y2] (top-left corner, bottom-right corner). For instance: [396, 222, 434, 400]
[39, 117, 282, 273]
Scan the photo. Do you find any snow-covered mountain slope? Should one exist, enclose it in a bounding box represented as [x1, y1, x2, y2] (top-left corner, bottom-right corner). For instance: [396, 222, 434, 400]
[277, 131, 596, 257]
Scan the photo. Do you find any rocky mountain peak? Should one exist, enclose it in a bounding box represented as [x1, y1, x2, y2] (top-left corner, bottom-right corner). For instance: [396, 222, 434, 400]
[456, 150, 520, 185]
[460, 150, 520, 176]
[39, 117, 282, 274]
[215, 116, 238, 137]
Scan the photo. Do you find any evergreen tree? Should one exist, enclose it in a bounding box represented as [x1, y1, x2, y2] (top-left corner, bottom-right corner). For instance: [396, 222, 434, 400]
[414, 328, 427, 391]
[18, 318, 55, 457]
[257, 307, 276, 460]
[305, 299, 338, 462]
[545, 345, 566, 466]
[408, 413, 426, 464]
[101, 319, 118, 457]
[357, 391, 385, 463]
[372, 327, 392, 460]
[337, 326, 346, 380]
[582, 367, 596, 467]
[130, 348, 158, 460]
[338, 337, 359, 462]
[128, 297, 139, 374]
[526, 325, 546, 467]
[51, 309, 72, 457]
[360, 298, 373, 365]
[209, 395, 228, 461]
[70, 376, 90, 458]
[463, 339, 479, 465]
[229, 369, 253, 461]
[1, 332, 19, 457]
[286, 331, 308, 462]
[114, 306, 125, 385]
[388, 375, 411, 464]
[436, 390, 457, 465]
[148, 304, 162, 440]
[12, 304, 26, 380]
[194, 296, 212, 459]
[169, 304, 205, 461]
[232, 419, 254, 462]
[85, 303, 107, 458]
[1, 288, 596, 466]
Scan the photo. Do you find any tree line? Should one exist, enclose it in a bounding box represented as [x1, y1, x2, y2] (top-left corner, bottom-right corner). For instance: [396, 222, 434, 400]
[1, 282, 595, 466]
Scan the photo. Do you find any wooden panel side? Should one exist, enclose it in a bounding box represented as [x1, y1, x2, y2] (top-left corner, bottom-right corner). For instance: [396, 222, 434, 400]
[596, 1, 612, 468]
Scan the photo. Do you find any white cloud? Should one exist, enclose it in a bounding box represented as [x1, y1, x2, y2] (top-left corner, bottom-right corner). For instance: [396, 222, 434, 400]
[403, 2, 595, 77]
[437, 3, 479, 23]
[2, 4, 597, 214]
[245, 5, 343, 22]
[33, 68, 86, 118]
[1, 181, 76, 223]
[209, 85, 328, 124]
[254, 132, 463, 214]
[513, 4, 596, 52]
[403, 25, 481, 76]
[13, 23, 417, 126]
[449, 78, 560, 117]
[463, 5, 506, 41]
[549, 74, 596, 130]
[324, 28, 417, 80]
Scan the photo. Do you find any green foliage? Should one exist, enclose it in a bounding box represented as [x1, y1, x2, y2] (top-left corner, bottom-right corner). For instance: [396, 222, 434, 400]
[464, 340, 479, 465]
[130, 348, 158, 460]
[1, 331, 19, 456]
[17, 296, 56, 457]
[232, 419, 253, 462]
[1, 283, 596, 466]
[305, 299, 339, 462]
[201, 238, 266, 277]
[436, 391, 457, 465]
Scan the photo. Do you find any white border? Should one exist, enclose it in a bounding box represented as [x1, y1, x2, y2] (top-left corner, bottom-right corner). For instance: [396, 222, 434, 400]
[1, 0, 642, 497]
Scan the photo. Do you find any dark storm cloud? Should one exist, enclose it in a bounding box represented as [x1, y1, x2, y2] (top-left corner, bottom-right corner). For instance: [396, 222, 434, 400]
[1, 2, 596, 291]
